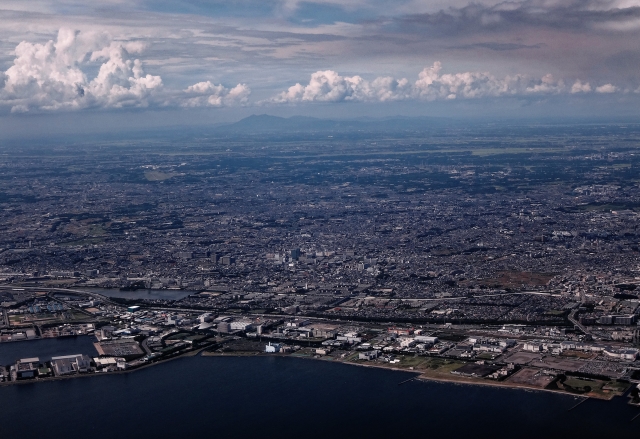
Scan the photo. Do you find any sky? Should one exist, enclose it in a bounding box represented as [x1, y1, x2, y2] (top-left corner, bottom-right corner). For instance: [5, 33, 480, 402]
[1, 0, 640, 138]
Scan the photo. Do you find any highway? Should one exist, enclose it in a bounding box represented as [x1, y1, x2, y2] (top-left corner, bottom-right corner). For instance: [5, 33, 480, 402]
[568, 309, 598, 340]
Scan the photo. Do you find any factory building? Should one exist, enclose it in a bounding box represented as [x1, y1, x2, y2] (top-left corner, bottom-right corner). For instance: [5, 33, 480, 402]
[15, 357, 40, 380]
[51, 354, 92, 376]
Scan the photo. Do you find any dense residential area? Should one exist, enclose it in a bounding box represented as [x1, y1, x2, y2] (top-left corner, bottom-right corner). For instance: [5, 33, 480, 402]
[1, 124, 640, 403]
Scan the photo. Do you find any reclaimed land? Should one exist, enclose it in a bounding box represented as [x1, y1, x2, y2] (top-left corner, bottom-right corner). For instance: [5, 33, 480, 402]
[201, 349, 629, 401]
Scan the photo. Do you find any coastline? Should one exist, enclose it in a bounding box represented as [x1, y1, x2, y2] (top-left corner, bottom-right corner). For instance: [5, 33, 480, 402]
[202, 351, 620, 401]
[0, 345, 211, 388]
[0, 347, 630, 403]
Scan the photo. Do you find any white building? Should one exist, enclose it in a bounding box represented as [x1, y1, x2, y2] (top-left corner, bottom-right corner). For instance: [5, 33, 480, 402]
[230, 320, 253, 331]
[523, 342, 543, 352]
[265, 342, 282, 353]
[337, 332, 362, 344]
[415, 336, 439, 344]
[358, 350, 380, 361]
[399, 338, 416, 348]
[51, 354, 92, 376]
[603, 347, 639, 361]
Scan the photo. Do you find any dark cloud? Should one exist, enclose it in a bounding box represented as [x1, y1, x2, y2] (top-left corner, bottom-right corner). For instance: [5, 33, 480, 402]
[455, 42, 544, 51]
[209, 25, 348, 43]
[604, 49, 640, 72]
[397, 1, 640, 35]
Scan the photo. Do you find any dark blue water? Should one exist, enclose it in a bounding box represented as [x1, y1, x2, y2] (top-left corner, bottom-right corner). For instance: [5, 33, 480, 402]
[0, 336, 97, 364]
[0, 355, 637, 439]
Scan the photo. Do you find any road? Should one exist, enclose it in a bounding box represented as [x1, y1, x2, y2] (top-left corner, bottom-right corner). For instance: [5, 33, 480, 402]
[141, 337, 152, 355]
[568, 309, 598, 340]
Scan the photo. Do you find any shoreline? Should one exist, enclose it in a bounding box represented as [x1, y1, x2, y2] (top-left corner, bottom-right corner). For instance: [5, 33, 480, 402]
[202, 351, 624, 401]
[0, 348, 631, 403]
[0, 345, 209, 388]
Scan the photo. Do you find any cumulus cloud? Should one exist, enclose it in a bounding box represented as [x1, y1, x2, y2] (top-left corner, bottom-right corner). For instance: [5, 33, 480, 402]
[0, 29, 630, 113]
[0, 29, 247, 113]
[0, 28, 163, 113]
[571, 80, 592, 93]
[182, 81, 250, 107]
[413, 65, 572, 98]
[270, 70, 416, 104]
[595, 83, 618, 93]
[268, 62, 600, 104]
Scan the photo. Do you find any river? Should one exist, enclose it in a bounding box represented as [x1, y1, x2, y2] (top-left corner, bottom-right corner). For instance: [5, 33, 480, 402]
[84, 287, 196, 301]
[0, 336, 98, 364]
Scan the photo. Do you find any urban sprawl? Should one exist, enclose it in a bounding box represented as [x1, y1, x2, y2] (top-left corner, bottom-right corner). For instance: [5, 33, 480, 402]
[2, 124, 640, 404]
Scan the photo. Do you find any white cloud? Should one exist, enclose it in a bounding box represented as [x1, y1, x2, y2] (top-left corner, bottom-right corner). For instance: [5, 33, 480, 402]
[271, 70, 369, 103]
[0, 28, 250, 113]
[182, 81, 250, 107]
[270, 70, 414, 104]
[595, 83, 618, 93]
[0, 29, 632, 114]
[415, 62, 516, 99]
[269, 62, 579, 104]
[0, 28, 162, 112]
[86, 43, 163, 109]
[369, 76, 412, 101]
[413, 64, 569, 99]
[571, 80, 592, 93]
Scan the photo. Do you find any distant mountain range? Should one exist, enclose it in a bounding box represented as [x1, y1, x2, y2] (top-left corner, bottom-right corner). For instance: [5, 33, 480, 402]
[216, 114, 455, 133]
